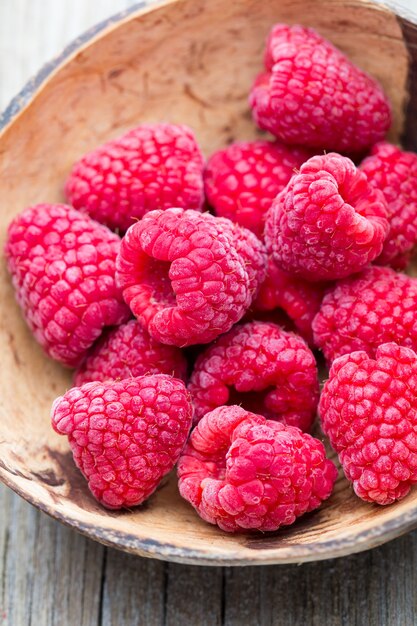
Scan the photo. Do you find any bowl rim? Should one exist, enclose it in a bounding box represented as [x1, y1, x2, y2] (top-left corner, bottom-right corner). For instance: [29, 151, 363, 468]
[2, 0, 417, 566]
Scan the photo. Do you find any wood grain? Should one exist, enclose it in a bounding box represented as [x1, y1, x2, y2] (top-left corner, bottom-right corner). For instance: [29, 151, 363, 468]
[1, 0, 417, 567]
[2, 0, 417, 624]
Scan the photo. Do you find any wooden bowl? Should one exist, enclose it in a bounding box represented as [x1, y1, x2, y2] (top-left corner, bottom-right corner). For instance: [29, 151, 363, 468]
[1, 0, 417, 566]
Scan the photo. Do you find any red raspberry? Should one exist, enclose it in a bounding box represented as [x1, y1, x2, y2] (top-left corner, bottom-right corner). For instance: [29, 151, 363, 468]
[313, 266, 417, 364]
[51, 374, 193, 509]
[264, 153, 389, 281]
[320, 343, 417, 505]
[188, 321, 319, 431]
[75, 319, 187, 386]
[252, 258, 327, 344]
[360, 142, 417, 269]
[249, 23, 391, 153]
[204, 140, 310, 239]
[5, 203, 129, 367]
[65, 124, 204, 232]
[178, 405, 337, 532]
[116, 208, 266, 346]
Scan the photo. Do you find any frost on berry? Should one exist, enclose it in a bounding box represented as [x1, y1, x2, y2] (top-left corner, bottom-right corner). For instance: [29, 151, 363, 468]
[51, 374, 193, 509]
[265, 153, 389, 281]
[249, 23, 391, 152]
[188, 321, 319, 431]
[116, 208, 266, 347]
[320, 343, 417, 505]
[178, 405, 337, 532]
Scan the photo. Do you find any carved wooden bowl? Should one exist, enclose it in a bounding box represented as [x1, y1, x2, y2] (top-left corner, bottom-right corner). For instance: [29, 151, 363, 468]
[1, 0, 417, 566]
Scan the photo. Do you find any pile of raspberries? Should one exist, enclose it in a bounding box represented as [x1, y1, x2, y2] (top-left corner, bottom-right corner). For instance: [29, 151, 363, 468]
[6, 23, 417, 533]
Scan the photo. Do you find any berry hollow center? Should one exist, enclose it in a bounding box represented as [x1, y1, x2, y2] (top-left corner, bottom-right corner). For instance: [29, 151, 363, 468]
[144, 257, 176, 307]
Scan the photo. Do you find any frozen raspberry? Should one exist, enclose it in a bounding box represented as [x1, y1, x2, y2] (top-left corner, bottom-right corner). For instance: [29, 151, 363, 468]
[252, 258, 327, 344]
[65, 124, 204, 232]
[204, 140, 311, 238]
[5, 203, 129, 367]
[51, 374, 193, 509]
[188, 321, 319, 431]
[320, 343, 417, 505]
[360, 142, 417, 269]
[178, 405, 337, 532]
[313, 266, 417, 364]
[116, 208, 265, 346]
[249, 23, 391, 153]
[75, 319, 187, 386]
[265, 153, 389, 281]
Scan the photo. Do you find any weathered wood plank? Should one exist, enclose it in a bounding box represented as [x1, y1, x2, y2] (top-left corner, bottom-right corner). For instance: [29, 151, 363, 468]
[223, 531, 417, 626]
[165, 563, 223, 626]
[101, 548, 165, 626]
[0, 485, 104, 626]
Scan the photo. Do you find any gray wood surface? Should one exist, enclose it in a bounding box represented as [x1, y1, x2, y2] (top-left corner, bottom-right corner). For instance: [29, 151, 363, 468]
[1, 1, 417, 625]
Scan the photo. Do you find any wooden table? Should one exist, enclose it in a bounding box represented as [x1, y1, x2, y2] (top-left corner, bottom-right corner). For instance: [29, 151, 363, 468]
[1, 1, 417, 624]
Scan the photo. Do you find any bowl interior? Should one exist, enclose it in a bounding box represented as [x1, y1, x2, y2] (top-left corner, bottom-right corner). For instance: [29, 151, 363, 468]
[1, 0, 417, 565]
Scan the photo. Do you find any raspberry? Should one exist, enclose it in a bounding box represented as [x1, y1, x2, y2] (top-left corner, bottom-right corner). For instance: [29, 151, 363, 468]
[312, 266, 417, 364]
[51, 374, 193, 509]
[116, 208, 266, 346]
[204, 140, 310, 238]
[320, 343, 417, 505]
[264, 153, 389, 281]
[75, 319, 188, 386]
[211, 215, 267, 300]
[65, 124, 204, 232]
[5, 203, 129, 367]
[178, 405, 337, 532]
[188, 321, 319, 431]
[252, 257, 327, 344]
[249, 23, 391, 153]
[360, 142, 417, 269]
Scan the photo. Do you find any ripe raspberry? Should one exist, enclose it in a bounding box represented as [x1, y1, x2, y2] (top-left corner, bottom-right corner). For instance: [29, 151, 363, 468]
[75, 319, 187, 386]
[188, 321, 319, 431]
[249, 23, 391, 153]
[252, 258, 327, 344]
[116, 208, 266, 347]
[264, 153, 389, 281]
[178, 405, 337, 532]
[313, 266, 417, 364]
[204, 140, 311, 238]
[65, 124, 204, 232]
[360, 142, 417, 269]
[210, 215, 267, 300]
[51, 374, 193, 509]
[5, 203, 129, 367]
[320, 343, 417, 505]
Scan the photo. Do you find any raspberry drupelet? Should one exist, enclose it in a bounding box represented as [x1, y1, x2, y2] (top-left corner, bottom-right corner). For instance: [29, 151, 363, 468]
[178, 405, 337, 532]
[52, 374, 193, 509]
[312, 266, 417, 365]
[264, 153, 389, 281]
[204, 140, 311, 238]
[252, 257, 328, 344]
[75, 319, 188, 386]
[65, 124, 205, 233]
[360, 142, 417, 269]
[116, 208, 266, 347]
[188, 321, 319, 431]
[5, 203, 129, 367]
[320, 343, 417, 505]
[249, 23, 391, 153]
